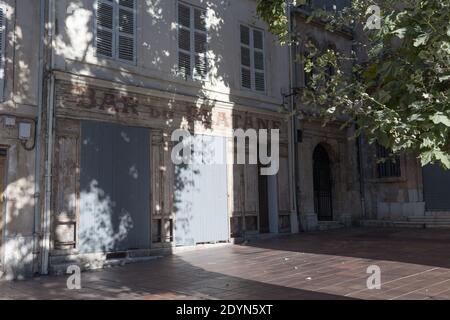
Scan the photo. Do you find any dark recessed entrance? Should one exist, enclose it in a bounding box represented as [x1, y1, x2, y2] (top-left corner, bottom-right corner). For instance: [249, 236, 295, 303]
[423, 164, 450, 211]
[0, 148, 6, 251]
[313, 145, 333, 221]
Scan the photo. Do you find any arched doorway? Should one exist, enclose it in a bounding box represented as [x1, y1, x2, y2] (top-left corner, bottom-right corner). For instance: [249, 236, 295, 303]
[313, 145, 333, 221]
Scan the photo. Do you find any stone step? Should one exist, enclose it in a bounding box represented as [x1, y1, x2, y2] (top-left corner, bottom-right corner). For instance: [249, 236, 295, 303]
[360, 220, 396, 228]
[408, 218, 450, 223]
[49, 255, 162, 276]
[317, 221, 345, 231]
[392, 221, 426, 228]
[425, 224, 450, 229]
[360, 220, 450, 229]
[425, 211, 450, 217]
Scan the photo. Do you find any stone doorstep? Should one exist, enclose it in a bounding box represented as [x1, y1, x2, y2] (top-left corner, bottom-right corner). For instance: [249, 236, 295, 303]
[49, 241, 236, 275]
[360, 220, 450, 229]
[425, 211, 450, 217]
[48, 247, 170, 276]
[47, 232, 301, 276]
[360, 220, 424, 228]
[409, 218, 450, 222]
[317, 221, 345, 231]
[49, 255, 164, 276]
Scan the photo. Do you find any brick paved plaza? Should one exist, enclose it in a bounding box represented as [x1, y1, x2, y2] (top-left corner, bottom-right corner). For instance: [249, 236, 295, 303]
[1, 228, 450, 300]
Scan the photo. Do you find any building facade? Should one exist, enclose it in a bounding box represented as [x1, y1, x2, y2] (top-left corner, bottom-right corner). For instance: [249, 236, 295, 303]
[45, 0, 297, 275]
[1, 0, 450, 279]
[292, 3, 362, 231]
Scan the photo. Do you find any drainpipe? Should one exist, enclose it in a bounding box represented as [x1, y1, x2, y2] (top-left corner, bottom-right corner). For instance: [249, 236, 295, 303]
[287, 1, 300, 232]
[33, 0, 46, 274]
[356, 125, 366, 220]
[41, 0, 56, 275]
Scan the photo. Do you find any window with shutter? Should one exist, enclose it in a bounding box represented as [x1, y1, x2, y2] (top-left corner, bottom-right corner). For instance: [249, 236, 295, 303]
[96, 0, 136, 63]
[0, 7, 5, 101]
[177, 2, 208, 80]
[240, 25, 266, 93]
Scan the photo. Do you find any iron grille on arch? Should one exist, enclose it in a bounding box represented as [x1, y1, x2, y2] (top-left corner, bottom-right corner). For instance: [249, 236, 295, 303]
[376, 143, 401, 178]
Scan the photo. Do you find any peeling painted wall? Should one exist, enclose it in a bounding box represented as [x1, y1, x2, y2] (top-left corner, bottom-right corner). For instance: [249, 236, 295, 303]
[0, 0, 41, 279]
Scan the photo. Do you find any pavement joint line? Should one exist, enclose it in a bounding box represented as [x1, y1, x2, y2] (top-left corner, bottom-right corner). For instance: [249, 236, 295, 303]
[431, 287, 450, 298]
[313, 263, 424, 290]
[344, 267, 441, 297]
[368, 272, 450, 298]
[388, 278, 450, 300]
[260, 256, 370, 283]
[315, 275, 370, 292]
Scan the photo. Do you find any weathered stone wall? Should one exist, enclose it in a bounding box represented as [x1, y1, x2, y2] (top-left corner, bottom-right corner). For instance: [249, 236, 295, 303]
[0, 0, 41, 279]
[293, 13, 361, 231]
[361, 141, 425, 221]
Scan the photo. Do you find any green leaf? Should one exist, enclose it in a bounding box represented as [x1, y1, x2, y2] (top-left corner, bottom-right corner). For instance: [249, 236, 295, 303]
[421, 150, 434, 166]
[436, 151, 450, 169]
[392, 28, 407, 38]
[430, 112, 450, 127]
[414, 33, 430, 47]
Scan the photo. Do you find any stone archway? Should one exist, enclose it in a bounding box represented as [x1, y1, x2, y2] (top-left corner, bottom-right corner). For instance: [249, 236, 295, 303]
[313, 144, 333, 221]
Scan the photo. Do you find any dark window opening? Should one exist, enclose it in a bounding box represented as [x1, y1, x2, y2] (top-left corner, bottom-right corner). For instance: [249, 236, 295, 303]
[152, 219, 162, 243]
[376, 144, 401, 178]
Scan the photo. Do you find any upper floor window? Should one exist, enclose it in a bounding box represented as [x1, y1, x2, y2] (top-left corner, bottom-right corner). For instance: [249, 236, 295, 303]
[376, 143, 401, 178]
[0, 6, 6, 101]
[177, 2, 208, 80]
[306, 0, 351, 11]
[95, 0, 136, 63]
[240, 25, 265, 93]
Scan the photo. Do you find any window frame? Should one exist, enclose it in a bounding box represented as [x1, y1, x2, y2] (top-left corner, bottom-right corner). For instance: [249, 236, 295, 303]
[176, 1, 208, 81]
[239, 24, 266, 94]
[94, 0, 137, 65]
[375, 143, 402, 179]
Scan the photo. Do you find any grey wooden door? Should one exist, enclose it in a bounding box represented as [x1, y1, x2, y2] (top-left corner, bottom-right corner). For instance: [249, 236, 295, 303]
[174, 135, 229, 246]
[423, 164, 450, 211]
[79, 121, 150, 253]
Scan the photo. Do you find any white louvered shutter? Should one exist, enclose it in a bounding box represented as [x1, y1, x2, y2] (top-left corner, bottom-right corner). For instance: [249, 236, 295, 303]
[96, 0, 115, 58]
[193, 8, 207, 79]
[0, 7, 5, 101]
[178, 3, 191, 78]
[240, 25, 251, 89]
[253, 29, 265, 92]
[178, 3, 208, 80]
[96, 0, 136, 63]
[117, 0, 135, 62]
[240, 25, 266, 92]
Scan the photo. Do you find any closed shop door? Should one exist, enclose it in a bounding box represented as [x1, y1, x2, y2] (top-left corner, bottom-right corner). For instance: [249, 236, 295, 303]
[79, 121, 151, 253]
[423, 164, 450, 211]
[174, 135, 228, 246]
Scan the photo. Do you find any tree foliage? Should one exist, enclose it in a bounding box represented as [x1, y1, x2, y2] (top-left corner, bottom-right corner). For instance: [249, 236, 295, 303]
[257, 0, 450, 168]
